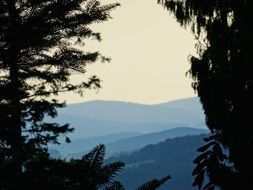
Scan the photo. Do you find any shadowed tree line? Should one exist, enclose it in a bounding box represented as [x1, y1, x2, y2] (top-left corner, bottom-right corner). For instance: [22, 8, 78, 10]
[158, 0, 253, 189]
[0, 0, 118, 177]
[1, 144, 125, 190]
[1, 142, 169, 190]
[0, 0, 170, 189]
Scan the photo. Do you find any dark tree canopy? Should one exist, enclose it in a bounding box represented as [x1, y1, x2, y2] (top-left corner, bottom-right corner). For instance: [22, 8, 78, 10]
[158, 0, 253, 189]
[136, 175, 171, 190]
[0, 0, 119, 183]
[0, 1, 172, 190]
[0, 144, 125, 190]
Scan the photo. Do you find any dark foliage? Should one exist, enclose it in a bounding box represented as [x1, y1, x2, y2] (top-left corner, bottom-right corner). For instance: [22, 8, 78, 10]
[136, 175, 171, 190]
[105, 181, 125, 190]
[0, 0, 119, 188]
[0, 1, 171, 189]
[0, 144, 125, 190]
[158, 0, 253, 189]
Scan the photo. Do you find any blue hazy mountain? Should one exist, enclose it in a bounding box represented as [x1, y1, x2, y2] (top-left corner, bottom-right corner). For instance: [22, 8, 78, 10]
[48, 97, 208, 189]
[51, 132, 141, 154]
[105, 127, 208, 155]
[156, 97, 204, 115]
[106, 134, 208, 190]
[59, 97, 204, 124]
[53, 114, 194, 140]
[56, 127, 208, 158]
[53, 97, 206, 139]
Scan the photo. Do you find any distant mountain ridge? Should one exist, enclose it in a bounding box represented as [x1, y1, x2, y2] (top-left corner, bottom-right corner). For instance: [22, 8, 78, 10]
[51, 132, 141, 154]
[51, 97, 206, 139]
[107, 134, 208, 190]
[59, 97, 204, 124]
[156, 97, 204, 115]
[52, 127, 208, 158]
[105, 127, 208, 155]
[48, 97, 208, 190]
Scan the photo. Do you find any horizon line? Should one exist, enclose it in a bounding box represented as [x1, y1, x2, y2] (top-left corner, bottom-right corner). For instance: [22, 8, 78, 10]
[66, 96, 199, 106]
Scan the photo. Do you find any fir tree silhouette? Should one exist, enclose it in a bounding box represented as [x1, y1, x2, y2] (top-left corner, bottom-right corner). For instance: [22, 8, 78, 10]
[159, 0, 253, 189]
[0, 0, 119, 187]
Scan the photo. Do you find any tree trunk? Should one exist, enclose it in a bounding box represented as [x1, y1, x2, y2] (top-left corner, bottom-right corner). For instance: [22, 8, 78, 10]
[7, 0, 23, 176]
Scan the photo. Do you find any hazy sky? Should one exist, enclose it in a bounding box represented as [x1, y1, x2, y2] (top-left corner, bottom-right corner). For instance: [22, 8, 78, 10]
[61, 0, 197, 104]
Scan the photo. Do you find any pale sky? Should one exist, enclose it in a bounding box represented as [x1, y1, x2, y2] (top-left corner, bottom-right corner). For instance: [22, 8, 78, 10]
[60, 0, 197, 105]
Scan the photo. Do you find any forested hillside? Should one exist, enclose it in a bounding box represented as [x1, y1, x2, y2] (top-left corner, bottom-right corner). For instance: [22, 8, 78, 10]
[51, 127, 207, 158]
[107, 134, 207, 190]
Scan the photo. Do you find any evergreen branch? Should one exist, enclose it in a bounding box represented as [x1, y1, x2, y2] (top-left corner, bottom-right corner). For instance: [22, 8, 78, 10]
[136, 175, 171, 190]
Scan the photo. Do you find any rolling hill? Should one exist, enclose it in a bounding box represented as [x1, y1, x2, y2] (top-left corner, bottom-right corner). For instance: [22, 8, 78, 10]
[106, 134, 208, 190]
[105, 127, 207, 156]
[50, 97, 206, 139]
[50, 132, 141, 155]
[52, 127, 208, 158]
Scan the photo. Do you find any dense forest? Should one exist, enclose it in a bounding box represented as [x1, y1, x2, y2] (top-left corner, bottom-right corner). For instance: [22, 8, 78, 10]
[0, 0, 169, 189]
[107, 134, 207, 190]
[159, 0, 253, 189]
[51, 127, 207, 158]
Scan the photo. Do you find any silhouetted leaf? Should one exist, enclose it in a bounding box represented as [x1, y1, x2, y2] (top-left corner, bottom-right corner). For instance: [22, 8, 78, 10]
[136, 175, 171, 190]
[197, 142, 215, 152]
[193, 150, 212, 164]
[192, 159, 208, 175]
[193, 170, 205, 190]
[212, 143, 227, 161]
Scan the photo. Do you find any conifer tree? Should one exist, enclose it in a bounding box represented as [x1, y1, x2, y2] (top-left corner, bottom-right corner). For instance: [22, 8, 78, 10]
[1, 144, 124, 190]
[158, 0, 253, 189]
[136, 175, 171, 190]
[0, 0, 119, 180]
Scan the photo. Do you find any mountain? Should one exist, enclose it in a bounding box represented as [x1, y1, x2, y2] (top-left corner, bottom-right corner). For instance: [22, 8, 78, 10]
[156, 97, 204, 115]
[106, 127, 208, 155]
[59, 98, 204, 124]
[59, 127, 208, 159]
[106, 134, 208, 190]
[50, 132, 141, 155]
[51, 97, 206, 139]
[52, 114, 195, 140]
